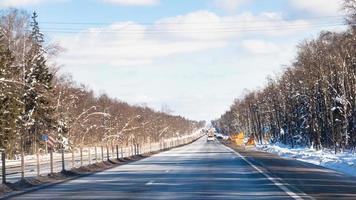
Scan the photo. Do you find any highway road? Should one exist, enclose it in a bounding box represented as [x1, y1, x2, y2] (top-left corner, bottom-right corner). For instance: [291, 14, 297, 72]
[5, 137, 356, 200]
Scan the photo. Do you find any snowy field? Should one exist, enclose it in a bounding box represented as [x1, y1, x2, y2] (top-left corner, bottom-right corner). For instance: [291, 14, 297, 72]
[256, 143, 356, 177]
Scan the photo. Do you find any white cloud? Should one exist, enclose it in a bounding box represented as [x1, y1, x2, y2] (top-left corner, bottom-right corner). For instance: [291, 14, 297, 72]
[0, 0, 45, 7]
[56, 10, 310, 68]
[213, 0, 249, 12]
[58, 20, 226, 67]
[241, 39, 281, 54]
[0, 0, 67, 7]
[99, 0, 159, 6]
[222, 12, 310, 36]
[289, 0, 343, 15]
[151, 10, 238, 40]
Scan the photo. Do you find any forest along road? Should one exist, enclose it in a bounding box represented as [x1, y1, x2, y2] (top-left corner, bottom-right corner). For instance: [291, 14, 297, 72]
[5, 137, 356, 200]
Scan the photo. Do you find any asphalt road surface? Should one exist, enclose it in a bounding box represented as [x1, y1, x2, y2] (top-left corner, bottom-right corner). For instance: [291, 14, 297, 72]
[6, 137, 356, 200]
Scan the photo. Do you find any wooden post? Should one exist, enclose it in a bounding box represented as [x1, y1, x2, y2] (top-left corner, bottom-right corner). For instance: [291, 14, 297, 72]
[80, 147, 83, 166]
[21, 147, 25, 179]
[20, 136, 25, 179]
[120, 147, 123, 158]
[1, 151, 6, 184]
[101, 146, 104, 161]
[36, 151, 40, 177]
[116, 145, 119, 160]
[95, 146, 98, 163]
[71, 149, 75, 168]
[88, 147, 91, 165]
[50, 149, 53, 174]
[61, 148, 65, 172]
[106, 146, 109, 161]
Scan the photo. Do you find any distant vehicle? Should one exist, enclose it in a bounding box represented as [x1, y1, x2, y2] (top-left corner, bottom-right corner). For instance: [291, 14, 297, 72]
[223, 135, 230, 140]
[215, 134, 223, 140]
[207, 130, 215, 142]
[207, 135, 215, 142]
[215, 133, 230, 141]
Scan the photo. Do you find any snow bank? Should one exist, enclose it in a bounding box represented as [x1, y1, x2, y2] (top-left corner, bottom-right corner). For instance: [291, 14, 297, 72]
[256, 143, 356, 177]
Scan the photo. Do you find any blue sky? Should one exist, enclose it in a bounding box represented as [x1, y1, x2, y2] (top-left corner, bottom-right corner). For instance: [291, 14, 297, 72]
[0, 0, 347, 121]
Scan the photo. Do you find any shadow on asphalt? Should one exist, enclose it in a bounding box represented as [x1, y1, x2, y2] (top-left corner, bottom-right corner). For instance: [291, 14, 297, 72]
[5, 140, 356, 200]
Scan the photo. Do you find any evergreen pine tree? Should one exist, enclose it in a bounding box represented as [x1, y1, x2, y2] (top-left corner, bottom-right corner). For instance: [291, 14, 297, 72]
[20, 12, 54, 154]
[0, 33, 20, 155]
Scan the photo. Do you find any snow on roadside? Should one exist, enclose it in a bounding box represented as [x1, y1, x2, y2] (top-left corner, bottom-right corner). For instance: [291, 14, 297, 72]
[255, 143, 356, 177]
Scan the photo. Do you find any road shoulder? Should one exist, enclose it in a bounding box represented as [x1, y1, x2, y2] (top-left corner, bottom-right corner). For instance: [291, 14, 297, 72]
[223, 141, 356, 199]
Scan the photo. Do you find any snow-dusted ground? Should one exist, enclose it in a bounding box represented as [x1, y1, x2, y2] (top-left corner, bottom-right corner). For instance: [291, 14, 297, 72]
[256, 143, 356, 177]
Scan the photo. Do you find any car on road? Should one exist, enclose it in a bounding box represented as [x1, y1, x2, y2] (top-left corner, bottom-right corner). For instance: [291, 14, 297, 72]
[215, 133, 230, 141]
[207, 130, 215, 142]
[207, 135, 215, 142]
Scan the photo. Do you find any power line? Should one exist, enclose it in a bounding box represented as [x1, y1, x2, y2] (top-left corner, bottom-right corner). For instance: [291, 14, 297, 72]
[41, 20, 343, 31]
[41, 22, 347, 35]
[39, 15, 346, 26]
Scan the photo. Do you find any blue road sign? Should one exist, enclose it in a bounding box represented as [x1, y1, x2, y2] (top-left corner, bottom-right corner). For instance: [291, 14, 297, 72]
[42, 134, 49, 141]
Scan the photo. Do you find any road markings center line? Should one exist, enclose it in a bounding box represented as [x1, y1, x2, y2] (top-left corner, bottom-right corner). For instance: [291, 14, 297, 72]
[222, 145, 314, 200]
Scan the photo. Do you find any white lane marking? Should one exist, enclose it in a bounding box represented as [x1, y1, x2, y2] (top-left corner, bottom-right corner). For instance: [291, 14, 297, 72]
[165, 170, 170, 173]
[222, 145, 314, 200]
[146, 180, 154, 185]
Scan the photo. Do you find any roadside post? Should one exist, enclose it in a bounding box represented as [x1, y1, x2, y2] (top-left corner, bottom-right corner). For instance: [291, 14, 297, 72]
[61, 147, 65, 172]
[106, 146, 109, 161]
[36, 149, 40, 177]
[50, 149, 53, 174]
[1, 149, 6, 184]
[149, 138, 152, 153]
[116, 145, 119, 160]
[71, 149, 75, 168]
[95, 146, 97, 163]
[88, 147, 91, 165]
[80, 147, 83, 166]
[21, 147, 24, 179]
[101, 146, 104, 161]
